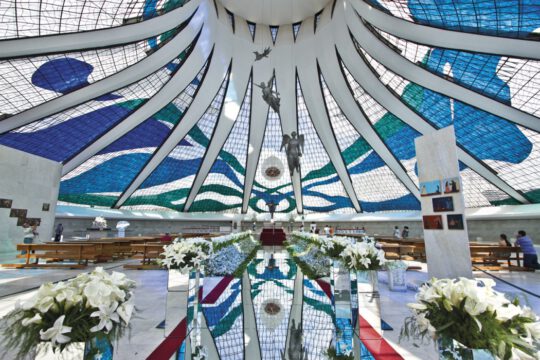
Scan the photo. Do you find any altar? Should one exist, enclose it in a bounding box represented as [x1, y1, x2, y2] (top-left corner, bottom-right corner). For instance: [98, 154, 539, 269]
[259, 227, 286, 246]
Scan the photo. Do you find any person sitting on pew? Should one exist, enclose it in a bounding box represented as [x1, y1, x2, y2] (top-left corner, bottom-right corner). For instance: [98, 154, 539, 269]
[160, 232, 173, 243]
[499, 234, 512, 247]
[497, 234, 512, 260]
[515, 230, 540, 269]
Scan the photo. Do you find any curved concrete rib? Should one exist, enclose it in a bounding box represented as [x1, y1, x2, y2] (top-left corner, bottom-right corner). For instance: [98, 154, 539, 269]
[296, 60, 362, 213]
[114, 49, 232, 208]
[334, 22, 529, 204]
[242, 24, 274, 214]
[183, 47, 252, 211]
[350, 0, 540, 61]
[0, 10, 205, 135]
[274, 24, 304, 214]
[347, 8, 540, 133]
[318, 47, 420, 201]
[0, 0, 201, 59]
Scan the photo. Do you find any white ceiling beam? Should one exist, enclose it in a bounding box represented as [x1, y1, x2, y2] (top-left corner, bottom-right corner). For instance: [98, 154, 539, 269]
[0, 0, 201, 59]
[183, 15, 253, 212]
[115, 49, 232, 207]
[350, 0, 540, 61]
[274, 23, 303, 214]
[318, 47, 420, 200]
[242, 24, 274, 213]
[295, 59, 362, 213]
[334, 19, 529, 204]
[347, 8, 540, 133]
[0, 8, 205, 135]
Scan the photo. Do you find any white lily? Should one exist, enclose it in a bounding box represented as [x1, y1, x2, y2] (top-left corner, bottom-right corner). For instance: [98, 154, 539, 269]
[21, 313, 42, 326]
[39, 315, 72, 346]
[90, 302, 120, 333]
[117, 302, 134, 324]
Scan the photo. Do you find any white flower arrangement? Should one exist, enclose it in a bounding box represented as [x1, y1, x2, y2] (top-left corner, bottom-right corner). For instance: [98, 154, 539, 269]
[340, 241, 386, 271]
[321, 236, 353, 259]
[212, 231, 253, 251]
[160, 237, 211, 273]
[0, 268, 135, 358]
[92, 216, 107, 229]
[401, 277, 540, 360]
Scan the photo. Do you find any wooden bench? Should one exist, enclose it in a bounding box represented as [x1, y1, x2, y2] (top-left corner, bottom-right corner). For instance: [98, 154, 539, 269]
[1, 244, 99, 268]
[124, 243, 165, 270]
[469, 245, 523, 269]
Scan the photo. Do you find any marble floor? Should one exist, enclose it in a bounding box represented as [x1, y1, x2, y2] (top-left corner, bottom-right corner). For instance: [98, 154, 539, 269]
[0, 251, 538, 360]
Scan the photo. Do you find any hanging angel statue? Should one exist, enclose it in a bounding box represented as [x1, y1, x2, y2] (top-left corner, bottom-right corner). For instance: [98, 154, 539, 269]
[256, 77, 281, 114]
[281, 131, 305, 176]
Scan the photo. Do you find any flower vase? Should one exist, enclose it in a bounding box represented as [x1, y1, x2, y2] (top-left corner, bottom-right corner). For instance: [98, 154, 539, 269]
[35, 336, 113, 360]
[331, 260, 354, 356]
[388, 267, 407, 292]
[356, 270, 382, 339]
[165, 269, 190, 337]
[187, 268, 204, 354]
[438, 338, 495, 360]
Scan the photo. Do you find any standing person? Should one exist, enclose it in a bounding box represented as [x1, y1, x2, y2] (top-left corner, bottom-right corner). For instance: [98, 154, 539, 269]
[515, 230, 540, 269]
[401, 226, 409, 239]
[32, 223, 39, 243]
[299, 224, 305, 232]
[21, 222, 33, 255]
[310, 222, 317, 233]
[393, 226, 402, 239]
[54, 223, 63, 242]
[329, 226, 334, 237]
[324, 225, 330, 236]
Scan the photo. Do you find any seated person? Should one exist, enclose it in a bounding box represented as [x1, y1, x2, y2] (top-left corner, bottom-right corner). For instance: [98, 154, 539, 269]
[401, 226, 409, 239]
[160, 232, 173, 243]
[515, 230, 540, 269]
[499, 234, 512, 247]
[497, 233, 512, 259]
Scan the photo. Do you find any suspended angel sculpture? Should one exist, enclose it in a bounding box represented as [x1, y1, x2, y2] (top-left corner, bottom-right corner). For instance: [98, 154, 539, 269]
[281, 131, 305, 176]
[256, 77, 280, 114]
[266, 200, 277, 219]
[254, 47, 271, 61]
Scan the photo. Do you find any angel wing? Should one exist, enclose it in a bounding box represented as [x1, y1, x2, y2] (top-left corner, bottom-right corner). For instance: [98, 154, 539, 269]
[298, 134, 305, 154]
[281, 134, 291, 152]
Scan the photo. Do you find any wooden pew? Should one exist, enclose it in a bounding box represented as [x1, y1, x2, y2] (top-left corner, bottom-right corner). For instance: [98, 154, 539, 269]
[469, 245, 525, 270]
[2, 244, 98, 269]
[124, 243, 165, 270]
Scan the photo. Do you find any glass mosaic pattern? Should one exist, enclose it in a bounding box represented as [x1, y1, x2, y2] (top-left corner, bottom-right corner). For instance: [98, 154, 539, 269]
[296, 79, 356, 214]
[58, 61, 207, 208]
[354, 39, 540, 206]
[190, 81, 252, 213]
[122, 70, 229, 211]
[320, 74, 420, 212]
[1, 0, 539, 213]
[0, 0, 190, 39]
[365, 0, 540, 40]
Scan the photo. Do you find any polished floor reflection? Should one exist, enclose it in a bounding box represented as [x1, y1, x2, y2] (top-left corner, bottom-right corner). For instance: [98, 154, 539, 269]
[0, 249, 539, 360]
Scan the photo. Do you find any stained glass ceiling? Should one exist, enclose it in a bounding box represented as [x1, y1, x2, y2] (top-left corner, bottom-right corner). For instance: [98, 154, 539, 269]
[0, 0, 539, 214]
